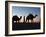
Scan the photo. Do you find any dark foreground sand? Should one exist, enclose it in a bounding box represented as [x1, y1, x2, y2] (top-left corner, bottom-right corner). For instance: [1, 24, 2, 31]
[12, 22, 40, 30]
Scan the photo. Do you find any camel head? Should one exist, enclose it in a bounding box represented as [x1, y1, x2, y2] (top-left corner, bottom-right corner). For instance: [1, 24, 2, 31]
[20, 16, 22, 19]
[34, 15, 38, 18]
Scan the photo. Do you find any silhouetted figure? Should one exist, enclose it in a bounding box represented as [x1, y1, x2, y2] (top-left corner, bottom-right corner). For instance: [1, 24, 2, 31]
[12, 15, 22, 23]
[26, 14, 38, 23]
[23, 16, 25, 23]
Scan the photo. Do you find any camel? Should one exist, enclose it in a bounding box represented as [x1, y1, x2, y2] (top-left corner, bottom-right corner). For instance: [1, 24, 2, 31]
[26, 14, 38, 23]
[12, 15, 22, 23]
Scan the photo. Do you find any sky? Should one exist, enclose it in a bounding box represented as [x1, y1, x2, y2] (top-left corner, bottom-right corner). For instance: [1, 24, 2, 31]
[12, 6, 40, 22]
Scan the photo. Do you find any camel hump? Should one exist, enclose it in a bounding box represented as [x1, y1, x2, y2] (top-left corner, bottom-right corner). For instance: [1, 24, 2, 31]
[28, 14, 33, 16]
[13, 15, 18, 17]
[27, 14, 34, 18]
[13, 15, 18, 18]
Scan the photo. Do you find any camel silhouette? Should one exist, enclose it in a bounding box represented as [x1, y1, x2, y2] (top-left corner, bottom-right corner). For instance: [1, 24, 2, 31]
[12, 15, 22, 23]
[26, 14, 38, 23]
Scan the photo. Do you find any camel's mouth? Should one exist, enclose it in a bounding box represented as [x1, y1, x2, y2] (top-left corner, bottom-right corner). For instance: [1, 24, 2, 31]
[36, 15, 38, 16]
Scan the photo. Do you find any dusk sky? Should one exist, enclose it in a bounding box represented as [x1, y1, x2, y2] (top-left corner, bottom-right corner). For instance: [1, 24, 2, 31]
[12, 6, 40, 22]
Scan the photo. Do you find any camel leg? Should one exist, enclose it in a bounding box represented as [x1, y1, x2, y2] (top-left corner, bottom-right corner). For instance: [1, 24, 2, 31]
[16, 21, 17, 23]
[31, 20, 33, 23]
[18, 20, 19, 23]
[28, 20, 29, 23]
[16, 21, 18, 23]
[26, 19, 27, 23]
